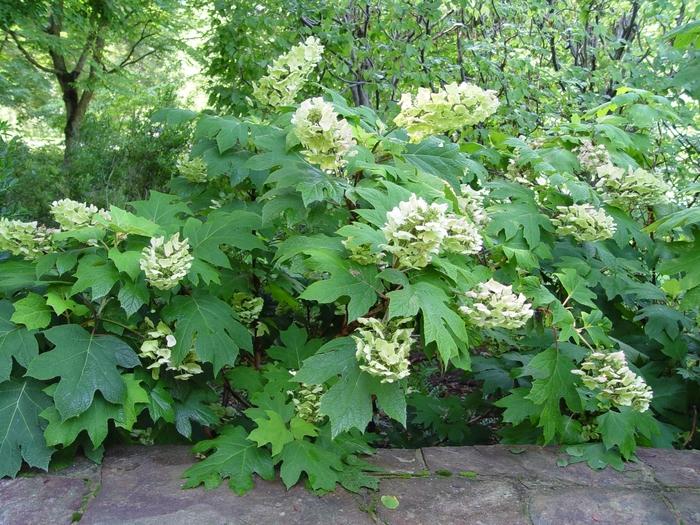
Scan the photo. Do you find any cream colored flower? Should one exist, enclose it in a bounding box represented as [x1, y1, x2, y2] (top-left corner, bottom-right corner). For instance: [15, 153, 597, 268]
[50, 198, 110, 230]
[576, 139, 611, 174]
[394, 82, 499, 142]
[292, 97, 355, 171]
[253, 36, 324, 107]
[442, 214, 483, 255]
[459, 279, 533, 329]
[288, 371, 325, 423]
[230, 292, 264, 326]
[140, 233, 193, 290]
[572, 350, 653, 412]
[595, 164, 671, 210]
[138, 319, 202, 381]
[381, 194, 450, 269]
[353, 317, 413, 383]
[0, 218, 54, 260]
[552, 203, 616, 242]
[457, 185, 489, 228]
[342, 237, 386, 266]
[178, 155, 208, 183]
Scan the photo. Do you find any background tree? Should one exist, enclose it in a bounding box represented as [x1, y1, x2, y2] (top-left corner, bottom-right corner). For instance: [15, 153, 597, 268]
[0, 0, 186, 161]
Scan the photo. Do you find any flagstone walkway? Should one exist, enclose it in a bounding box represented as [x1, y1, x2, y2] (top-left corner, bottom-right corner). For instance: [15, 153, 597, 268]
[1, 444, 698, 524]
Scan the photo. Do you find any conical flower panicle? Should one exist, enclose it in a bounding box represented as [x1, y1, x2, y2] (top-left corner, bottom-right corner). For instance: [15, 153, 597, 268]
[140, 233, 194, 290]
[292, 97, 355, 171]
[552, 203, 616, 242]
[0, 218, 54, 260]
[253, 36, 324, 107]
[459, 279, 533, 329]
[572, 350, 653, 412]
[394, 82, 499, 142]
[353, 317, 413, 383]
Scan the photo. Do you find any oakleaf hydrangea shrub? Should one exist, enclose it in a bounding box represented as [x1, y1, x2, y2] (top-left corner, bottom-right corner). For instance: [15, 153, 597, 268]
[0, 39, 697, 493]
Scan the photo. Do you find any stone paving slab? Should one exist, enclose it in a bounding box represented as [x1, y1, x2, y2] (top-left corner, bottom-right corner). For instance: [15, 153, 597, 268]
[1, 444, 699, 524]
[422, 445, 658, 488]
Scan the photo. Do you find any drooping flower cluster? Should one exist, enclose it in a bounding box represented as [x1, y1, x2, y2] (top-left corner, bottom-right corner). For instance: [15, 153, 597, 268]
[50, 198, 111, 230]
[459, 279, 534, 329]
[139, 233, 193, 290]
[0, 218, 54, 260]
[138, 320, 202, 380]
[353, 317, 413, 383]
[381, 194, 482, 269]
[342, 237, 386, 266]
[178, 155, 208, 183]
[441, 215, 483, 255]
[252, 36, 324, 107]
[457, 185, 490, 228]
[595, 164, 671, 210]
[288, 371, 325, 423]
[292, 97, 355, 171]
[572, 350, 653, 412]
[551, 203, 616, 242]
[576, 139, 611, 174]
[394, 82, 499, 142]
[230, 292, 264, 326]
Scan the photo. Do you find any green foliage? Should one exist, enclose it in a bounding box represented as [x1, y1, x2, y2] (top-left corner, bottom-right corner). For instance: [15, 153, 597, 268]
[0, 0, 698, 500]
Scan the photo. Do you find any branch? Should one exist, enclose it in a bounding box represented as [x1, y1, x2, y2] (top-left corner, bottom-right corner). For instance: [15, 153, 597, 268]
[6, 30, 58, 74]
[108, 48, 158, 73]
[106, 22, 157, 73]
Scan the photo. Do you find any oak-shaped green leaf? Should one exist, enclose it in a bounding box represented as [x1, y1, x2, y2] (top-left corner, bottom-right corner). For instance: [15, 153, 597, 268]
[0, 378, 53, 478]
[26, 325, 139, 419]
[278, 439, 342, 492]
[0, 301, 38, 382]
[183, 210, 264, 268]
[130, 191, 192, 233]
[523, 347, 582, 443]
[554, 268, 597, 309]
[41, 374, 148, 448]
[247, 410, 294, 456]
[108, 248, 143, 281]
[266, 324, 322, 369]
[162, 292, 251, 374]
[596, 408, 659, 460]
[108, 206, 162, 237]
[71, 254, 120, 300]
[183, 425, 275, 495]
[299, 249, 381, 321]
[387, 280, 468, 366]
[10, 293, 52, 330]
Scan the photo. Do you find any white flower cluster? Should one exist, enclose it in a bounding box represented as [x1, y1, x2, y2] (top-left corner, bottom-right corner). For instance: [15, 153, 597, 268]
[459, 279, 534, 329]
[394, 82, 499, 142]
[442, 215, 484, 255]
[457, 185, 490, 228]
[230, 292, 264, 326]
[138, 320, 202, 380]
[353, 317, 413, 383]
[572, 350, 653, 412]
[551, 203, 616, 242]
[50, 198, 111, 230]
[595, 164, 671, 210]
[178, 155, 208, 183]
[139, 233, 193, 290]
[288, 371, 325, 423]
[576, 139, 611, 174]
[381, 194, 482, 269]
[292, 97, 355, 171]
[0, 218, 54, 260]
[252, 36, 324, 107]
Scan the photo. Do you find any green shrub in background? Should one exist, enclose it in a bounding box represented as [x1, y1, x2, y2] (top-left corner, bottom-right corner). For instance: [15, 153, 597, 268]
[0, 36, 698, 495]
[0, 105, 190, 222]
